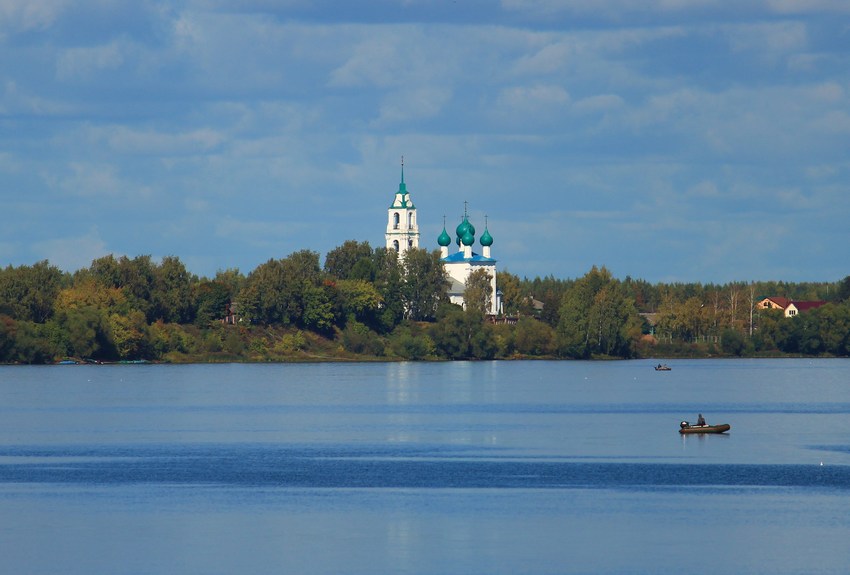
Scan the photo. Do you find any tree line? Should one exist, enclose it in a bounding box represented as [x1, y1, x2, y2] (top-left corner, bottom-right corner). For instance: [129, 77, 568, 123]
[2, 241, 849, 364]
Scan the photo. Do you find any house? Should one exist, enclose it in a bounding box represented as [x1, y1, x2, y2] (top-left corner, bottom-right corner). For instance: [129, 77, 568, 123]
[756, 297, 827, 318]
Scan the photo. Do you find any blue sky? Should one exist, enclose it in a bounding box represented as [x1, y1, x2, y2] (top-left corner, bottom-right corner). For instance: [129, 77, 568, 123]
[1, 0, 848, 284]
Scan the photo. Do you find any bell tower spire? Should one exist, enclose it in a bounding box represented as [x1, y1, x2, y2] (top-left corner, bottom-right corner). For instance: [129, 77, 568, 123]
[385, 156, 419, 256]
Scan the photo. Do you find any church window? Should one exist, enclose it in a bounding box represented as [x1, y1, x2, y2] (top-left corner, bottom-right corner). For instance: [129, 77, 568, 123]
[393, 240, 400, 252]
[393, 213, 400, 229]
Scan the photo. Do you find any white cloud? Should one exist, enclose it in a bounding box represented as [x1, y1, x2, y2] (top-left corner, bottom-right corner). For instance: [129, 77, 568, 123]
[103, 126, 226, 155]
[686, 180, 721, 199]
[32, 227, 109, 273]
[375, 87, 452, 125]
[725, 21, 808, 65]
[0, 151, 17, 173]
[185, 197, 210, 212]
[56, 41, 125, 80]
[764, 0, 850, 14]
[2, 1, 848, 282]
[501, 0, 850, 18]
[45, 162, 154, 200]
[329, 33, 409, 89]
[215, 217, 308, 244]
[0, 0, 67, 35]
[810, 110, 850, 134]
[1, 80, 68, 115]
[573, 94, 625, 114]
[497, 84, 570, 110]
[512, 41, 574, 76]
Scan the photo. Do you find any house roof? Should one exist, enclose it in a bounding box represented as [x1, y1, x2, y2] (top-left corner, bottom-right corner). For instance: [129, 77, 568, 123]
[760, 297, 828, 314]
[789, 300, 827, 312]
[761, 296, 791, 308]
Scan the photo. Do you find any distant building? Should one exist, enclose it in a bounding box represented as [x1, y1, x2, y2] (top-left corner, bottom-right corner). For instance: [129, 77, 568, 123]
[382, 162, 500, 315]
[437, 205, 500, 316]
[756, 297, 827, 317]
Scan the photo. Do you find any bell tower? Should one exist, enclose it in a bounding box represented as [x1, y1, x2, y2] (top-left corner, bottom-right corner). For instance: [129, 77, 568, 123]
[385, 157, 419, 256]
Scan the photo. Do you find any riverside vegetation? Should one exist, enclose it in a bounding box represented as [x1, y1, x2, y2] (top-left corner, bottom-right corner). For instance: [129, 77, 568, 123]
[2, 241, 849, 363]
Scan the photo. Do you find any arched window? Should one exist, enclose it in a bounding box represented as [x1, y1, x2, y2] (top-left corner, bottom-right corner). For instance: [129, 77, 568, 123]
[393, 213, 400, 230]
[408, 239, 414, 248]
[408, 212, 414, 227]
[393, 240, 400, 252]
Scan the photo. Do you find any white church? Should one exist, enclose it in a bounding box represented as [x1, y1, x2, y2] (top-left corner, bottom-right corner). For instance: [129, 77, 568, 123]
[385, 162, 500, 315]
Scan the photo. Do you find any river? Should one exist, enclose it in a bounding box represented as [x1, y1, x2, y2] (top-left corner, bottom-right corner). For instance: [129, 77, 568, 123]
[1, 359, 849, 574]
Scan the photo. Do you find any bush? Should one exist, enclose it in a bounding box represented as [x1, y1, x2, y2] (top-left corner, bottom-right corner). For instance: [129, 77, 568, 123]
[720, 328, 745, 356]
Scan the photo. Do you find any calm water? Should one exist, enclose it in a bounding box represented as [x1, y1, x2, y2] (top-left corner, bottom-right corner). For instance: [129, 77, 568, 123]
[1, 359, 849, 574]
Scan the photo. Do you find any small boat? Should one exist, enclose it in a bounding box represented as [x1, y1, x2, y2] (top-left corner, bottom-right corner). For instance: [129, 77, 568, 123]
[654, 364, 671, 371]
[679, 421, 730, 434]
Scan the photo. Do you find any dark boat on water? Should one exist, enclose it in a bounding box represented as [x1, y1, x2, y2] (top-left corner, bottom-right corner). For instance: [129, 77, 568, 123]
[679, 421, 731, 434]
[654, 364, 671, 371]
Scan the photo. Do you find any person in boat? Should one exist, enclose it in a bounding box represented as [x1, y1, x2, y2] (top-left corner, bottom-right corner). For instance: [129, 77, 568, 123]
[697, 413, 706, 426]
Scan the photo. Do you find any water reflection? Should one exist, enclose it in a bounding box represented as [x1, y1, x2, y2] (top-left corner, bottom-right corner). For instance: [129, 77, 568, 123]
[1, 360, 850, 575]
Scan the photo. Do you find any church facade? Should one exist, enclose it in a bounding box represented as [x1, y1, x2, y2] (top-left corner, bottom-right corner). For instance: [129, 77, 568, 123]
[385, 164, 500, 315]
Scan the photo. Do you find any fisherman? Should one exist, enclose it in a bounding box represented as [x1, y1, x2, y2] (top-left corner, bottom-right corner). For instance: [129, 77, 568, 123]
[697, 413, 706, 426]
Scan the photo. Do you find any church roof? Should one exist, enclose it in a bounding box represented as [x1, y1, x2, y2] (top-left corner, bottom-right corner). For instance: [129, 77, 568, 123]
[480, 226, 493, 247]
[389, 162, 415, 209]
[441, 251, 496, 264]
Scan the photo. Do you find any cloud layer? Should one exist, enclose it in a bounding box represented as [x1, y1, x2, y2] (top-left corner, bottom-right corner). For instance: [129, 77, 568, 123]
[1, 0, 848, 282]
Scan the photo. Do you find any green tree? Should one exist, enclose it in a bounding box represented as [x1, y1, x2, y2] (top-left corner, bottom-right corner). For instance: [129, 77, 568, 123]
[109, 310, 149, 359]
[87, 254, 123, 288]
[836, 276, 850, 303]
[118, 255, 157, 320]
[151, 256, 196, 324]
[513, 317, 557, 356]
[557, 266, 639, 358]
[0, 315, 17, 361]
[238, 250, 329, 330]
[816, 304, 850, 355]
[401, 249, 448, 321]
[388, 322, 435, 359]
[55, 277, 129, 316]
[6, 321, 58, 363]
[334, 279, 383, 327]
[430, 307, 497, 359]
[56, 306, 115, 360]
[302, 283, 334, 333]
[372, 248, 405, 332]
[214, 269, 246, 296]
[0, 261, 65, 323]
[497, 270, 531, 317]
[194, 279, 233, 325]
[341, 320, 385, 356]
[324, 240, 374, 281]
[720, 328, 745, 356]
[464, 268, 493, 315]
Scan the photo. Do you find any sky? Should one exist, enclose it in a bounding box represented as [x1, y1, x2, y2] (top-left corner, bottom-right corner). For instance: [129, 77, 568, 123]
[1, 0, 848, 284]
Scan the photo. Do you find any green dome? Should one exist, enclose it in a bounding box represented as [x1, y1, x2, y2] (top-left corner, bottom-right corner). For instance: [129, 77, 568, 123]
[480, 227, 493, 247]
[455, 218, 470, 239]
[456, 216, 476, 246]
[437, 227, 451, 247]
